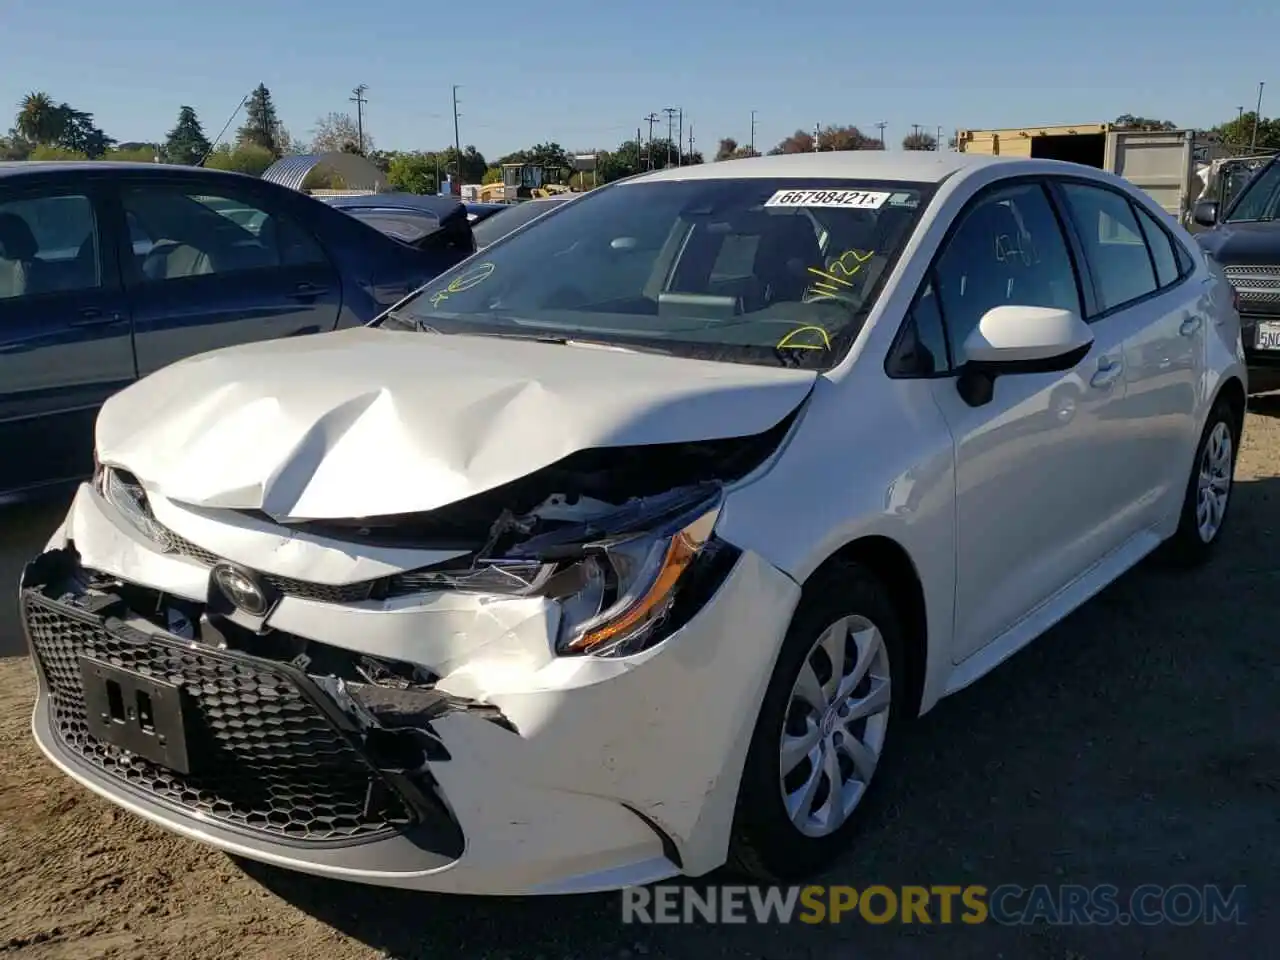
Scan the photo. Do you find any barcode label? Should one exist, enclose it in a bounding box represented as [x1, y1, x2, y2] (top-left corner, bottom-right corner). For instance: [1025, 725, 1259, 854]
[764, 189, 891, 209]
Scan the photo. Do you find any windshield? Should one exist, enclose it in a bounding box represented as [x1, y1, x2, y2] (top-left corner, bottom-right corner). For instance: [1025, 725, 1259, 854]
[1224, 158, 1280, 222]
[391, 177, 933, 369]
[472, 197, 572, 248]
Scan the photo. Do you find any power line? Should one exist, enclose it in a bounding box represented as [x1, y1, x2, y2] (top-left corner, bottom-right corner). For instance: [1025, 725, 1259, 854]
[451, 85, 463, 186]
[349, 84, 368, 154]
[1251, 81, 1265, 152]
[663, 107, 678, 167]
[644, 113, 659, 169]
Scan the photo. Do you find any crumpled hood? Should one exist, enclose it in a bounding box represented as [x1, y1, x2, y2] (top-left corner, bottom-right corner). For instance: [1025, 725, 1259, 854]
[97, 327, 816, 521]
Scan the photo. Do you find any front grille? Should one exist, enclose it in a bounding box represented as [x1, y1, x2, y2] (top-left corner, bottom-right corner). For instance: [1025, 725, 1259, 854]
[104, 468, 434, 605]
[1224, 264, 1280, 277]
[24, 589, 413, 844]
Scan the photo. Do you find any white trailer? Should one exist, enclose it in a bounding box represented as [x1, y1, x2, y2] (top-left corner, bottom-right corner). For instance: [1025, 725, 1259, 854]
[956, 123, 1217, 222]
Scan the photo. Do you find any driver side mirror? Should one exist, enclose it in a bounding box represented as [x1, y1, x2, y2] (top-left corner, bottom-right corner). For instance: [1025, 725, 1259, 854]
[1192, 200, 1219, 228]
[956, 305, 1094, 408]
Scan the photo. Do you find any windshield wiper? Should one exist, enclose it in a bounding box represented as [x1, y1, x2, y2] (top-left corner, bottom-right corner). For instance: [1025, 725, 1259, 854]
[462, 328, 673, 355]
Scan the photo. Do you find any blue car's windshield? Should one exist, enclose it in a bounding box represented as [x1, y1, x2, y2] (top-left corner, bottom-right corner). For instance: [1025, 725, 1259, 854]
[1224, 158, 1280, 222]
[472, 197, 572, 248]
[389, 177, 933, 369]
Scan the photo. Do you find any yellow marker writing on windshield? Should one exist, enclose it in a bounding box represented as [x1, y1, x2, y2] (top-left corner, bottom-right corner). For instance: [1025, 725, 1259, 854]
[776, 325, 832, 351]
[805, 249, 875, 298]
[431, 262, 496, 308]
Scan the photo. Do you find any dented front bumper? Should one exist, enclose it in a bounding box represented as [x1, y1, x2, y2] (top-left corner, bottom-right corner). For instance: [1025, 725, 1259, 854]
[25, 483, 800, 895]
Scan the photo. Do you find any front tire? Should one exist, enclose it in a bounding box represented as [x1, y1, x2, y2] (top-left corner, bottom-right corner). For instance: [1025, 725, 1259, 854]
[1161, 395, 1240, 567]
[727, 561, 908, 881]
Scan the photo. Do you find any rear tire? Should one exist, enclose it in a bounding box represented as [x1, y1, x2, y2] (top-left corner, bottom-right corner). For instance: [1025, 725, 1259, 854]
[1159, 395, 1239, 568]
[727, 561, 908, 881]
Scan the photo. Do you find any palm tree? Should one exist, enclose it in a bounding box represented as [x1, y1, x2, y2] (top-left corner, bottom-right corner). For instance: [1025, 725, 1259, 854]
[16, 92, 64, 145]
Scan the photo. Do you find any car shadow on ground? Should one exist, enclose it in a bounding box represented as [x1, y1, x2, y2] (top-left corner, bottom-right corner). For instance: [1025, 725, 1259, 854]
[235, 473, 1280, 960]
[1248, 390, 1280, 420]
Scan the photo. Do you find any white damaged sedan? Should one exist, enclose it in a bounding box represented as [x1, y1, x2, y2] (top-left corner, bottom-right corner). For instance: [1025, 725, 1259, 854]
[24, 152, 1245, 895]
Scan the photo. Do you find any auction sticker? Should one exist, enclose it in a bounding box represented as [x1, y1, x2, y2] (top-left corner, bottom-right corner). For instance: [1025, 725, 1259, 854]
[764, 189, 890, 209]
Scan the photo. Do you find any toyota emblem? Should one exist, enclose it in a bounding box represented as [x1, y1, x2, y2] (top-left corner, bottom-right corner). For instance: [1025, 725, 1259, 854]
[211, 563, 270, 617]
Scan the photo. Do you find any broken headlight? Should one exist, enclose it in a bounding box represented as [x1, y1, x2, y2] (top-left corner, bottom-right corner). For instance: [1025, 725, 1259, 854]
[410, 485, 730, 658]
[546, 502, 720, 657]
[95, 465, 170, 545]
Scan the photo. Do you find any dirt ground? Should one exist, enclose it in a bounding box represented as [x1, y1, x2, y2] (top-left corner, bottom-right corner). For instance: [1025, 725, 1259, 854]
[2, 402, 1279, 960]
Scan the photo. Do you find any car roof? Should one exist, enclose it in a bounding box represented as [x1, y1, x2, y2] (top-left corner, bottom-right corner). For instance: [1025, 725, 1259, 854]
[0, 160, 251, 178]
[625, 150, 1013, 185]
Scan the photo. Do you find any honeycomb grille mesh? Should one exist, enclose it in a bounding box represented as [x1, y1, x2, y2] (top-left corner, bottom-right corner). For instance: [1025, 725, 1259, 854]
[24, 590, 411, 843]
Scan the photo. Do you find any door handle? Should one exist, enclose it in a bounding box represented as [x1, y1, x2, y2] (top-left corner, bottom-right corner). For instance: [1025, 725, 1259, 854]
[1179, 315, 1203, 337]
[1090, 356, 1124, 389]
[290, 282, 330, 300]
[69, 308, 127, 328]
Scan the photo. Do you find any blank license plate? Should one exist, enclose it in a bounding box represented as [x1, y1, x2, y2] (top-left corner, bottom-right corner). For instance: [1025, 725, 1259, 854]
[79, 657, 192, 774]
[1256, 321, 1280, 351]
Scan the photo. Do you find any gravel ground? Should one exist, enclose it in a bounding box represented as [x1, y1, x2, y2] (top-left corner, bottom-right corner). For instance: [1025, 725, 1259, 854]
[2, 402, 1279, 959]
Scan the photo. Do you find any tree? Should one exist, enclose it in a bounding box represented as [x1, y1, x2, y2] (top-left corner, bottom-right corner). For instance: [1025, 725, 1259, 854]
[769, 129, 816, 155]
[203, 142, 276, 176]
[27, 145, 88, 161]
[1113, 114, 1177, 132]
[237, 83, 283, 157]
[1210, 111, 1280, 152]
[105, 146, 158, 162]
[53, 104, 113, 158]
[164, 106, 211, 165]
[440, 145, 488, 184]
[0, 129, 32, 160]
[386, 152, 437, 194]
[14, 93, 112, 158]
[902, 131, 938, 151]
[819, 125, 881, 151]
[714, 137, 759, 161]
[16, 92, 61, 144]
[310, 111, 371, 155]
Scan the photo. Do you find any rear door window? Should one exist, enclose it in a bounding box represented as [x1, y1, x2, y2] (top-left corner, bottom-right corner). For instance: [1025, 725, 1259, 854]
[1056, 183, 1158, 313]
[0, 193, 102, 300]
[121, 184, 327, 282]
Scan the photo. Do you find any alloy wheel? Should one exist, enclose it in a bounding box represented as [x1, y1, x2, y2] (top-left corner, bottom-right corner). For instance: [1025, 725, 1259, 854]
[779, 614, 892, 838]
[1196, 420, 1233, 543]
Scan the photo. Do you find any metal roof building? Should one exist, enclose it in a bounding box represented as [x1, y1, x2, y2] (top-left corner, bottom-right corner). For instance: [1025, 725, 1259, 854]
[260, 151, 388, 194]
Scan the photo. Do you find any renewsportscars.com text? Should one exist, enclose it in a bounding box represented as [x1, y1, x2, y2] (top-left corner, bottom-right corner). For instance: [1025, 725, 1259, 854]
[620, 884, 1248, 926]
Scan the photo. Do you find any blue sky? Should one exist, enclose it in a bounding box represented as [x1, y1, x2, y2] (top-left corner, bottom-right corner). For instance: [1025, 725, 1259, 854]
[2, 0, 1275, 159]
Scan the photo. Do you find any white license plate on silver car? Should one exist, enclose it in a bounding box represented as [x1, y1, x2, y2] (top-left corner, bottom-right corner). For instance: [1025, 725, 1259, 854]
[1257, 321, 1280, 351]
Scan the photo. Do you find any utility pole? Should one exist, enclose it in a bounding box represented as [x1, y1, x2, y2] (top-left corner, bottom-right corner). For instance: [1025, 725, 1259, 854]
[875, 121, 887, 150]
[644, 113, 659, 169]
[1237, 105, 1245, 122]
[663, 107, 678, 167]
[688, 125, 694, 159]
[813, 122, 821, 152]
[1251, 81, 1265, 152]
[749, 110, 758, 156]
[677, 108, 684, 166]
[349, 84, 368, 153]
[936, 126, 943, 151]
[636, 126, 643, 173]
[451, 85, 463, 187]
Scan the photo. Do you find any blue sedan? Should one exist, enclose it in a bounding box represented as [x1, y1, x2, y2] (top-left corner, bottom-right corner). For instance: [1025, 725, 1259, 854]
[0, 162, 475, 503]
